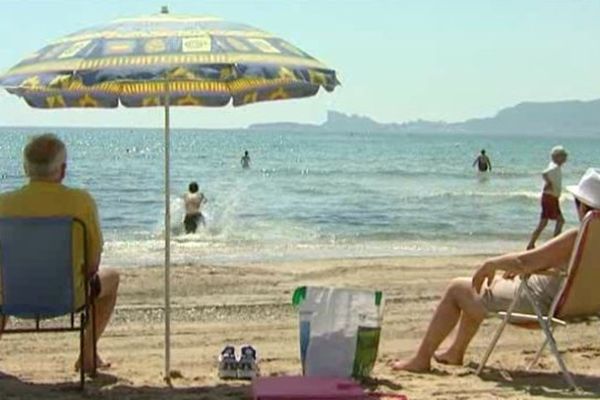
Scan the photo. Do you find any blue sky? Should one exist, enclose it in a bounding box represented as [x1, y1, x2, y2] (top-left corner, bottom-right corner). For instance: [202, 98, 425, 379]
[0, 0, 599, 128]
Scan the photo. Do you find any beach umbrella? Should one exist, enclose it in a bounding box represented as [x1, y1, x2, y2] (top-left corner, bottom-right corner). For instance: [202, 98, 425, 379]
[0, 6, 339, 380]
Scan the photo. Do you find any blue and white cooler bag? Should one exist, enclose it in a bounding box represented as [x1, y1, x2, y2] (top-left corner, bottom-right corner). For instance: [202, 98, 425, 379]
[292, 286, 384, 379]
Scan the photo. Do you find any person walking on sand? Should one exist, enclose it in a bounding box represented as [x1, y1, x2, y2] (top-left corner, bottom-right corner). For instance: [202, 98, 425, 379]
[241, 150, 251, 169]
[472, 149, 492, 172]
[183, 181, 207, 233]
[527, 146, 568, 250]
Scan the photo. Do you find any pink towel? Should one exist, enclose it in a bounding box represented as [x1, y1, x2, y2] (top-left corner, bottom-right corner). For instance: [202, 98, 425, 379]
[252, 376, 407, 400]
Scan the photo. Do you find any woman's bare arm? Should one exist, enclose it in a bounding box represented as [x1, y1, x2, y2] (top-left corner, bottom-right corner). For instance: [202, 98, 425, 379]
[472, 228, 578, 293]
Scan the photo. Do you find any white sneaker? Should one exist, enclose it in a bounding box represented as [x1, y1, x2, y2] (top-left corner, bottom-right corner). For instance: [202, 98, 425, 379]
[237, 345, 259, 380]
[218, 345, 238, 379]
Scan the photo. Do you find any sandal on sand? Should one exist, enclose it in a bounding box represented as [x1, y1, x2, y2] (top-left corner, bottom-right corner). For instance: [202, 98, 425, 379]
[218, 345, 238, 379]
[237, 345, 259, 380]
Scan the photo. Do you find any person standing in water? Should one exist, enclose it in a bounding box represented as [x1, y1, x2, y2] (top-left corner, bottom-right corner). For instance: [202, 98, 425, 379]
[241, 150, 251, 169]
[472, 149, 492, 172]
[183, 181, 207, 233]
[527, 146, 568, 249]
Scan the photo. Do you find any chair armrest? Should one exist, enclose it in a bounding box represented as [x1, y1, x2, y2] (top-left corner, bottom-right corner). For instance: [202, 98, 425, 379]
[496, 311, 567, 326]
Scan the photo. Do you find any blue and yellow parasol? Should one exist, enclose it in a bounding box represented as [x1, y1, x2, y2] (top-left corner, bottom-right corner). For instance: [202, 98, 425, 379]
[0, 7, 339, 381]
[0, 9, 338, 108]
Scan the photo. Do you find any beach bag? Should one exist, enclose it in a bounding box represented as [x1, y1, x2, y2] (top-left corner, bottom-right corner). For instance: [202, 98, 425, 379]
[292, 286, 384, 379]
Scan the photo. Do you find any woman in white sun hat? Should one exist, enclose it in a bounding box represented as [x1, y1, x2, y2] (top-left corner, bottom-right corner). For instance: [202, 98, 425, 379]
[567, 168, 600, 210]
[393, 168, 600, 373]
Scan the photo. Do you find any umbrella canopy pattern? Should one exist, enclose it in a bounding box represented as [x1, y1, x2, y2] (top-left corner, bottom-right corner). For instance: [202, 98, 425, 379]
[0, 13, 339, 108]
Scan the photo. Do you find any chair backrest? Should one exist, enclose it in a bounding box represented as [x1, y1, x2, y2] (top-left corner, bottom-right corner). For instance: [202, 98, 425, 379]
[553, 211, 600, 319]
[0, 216, 82, 318]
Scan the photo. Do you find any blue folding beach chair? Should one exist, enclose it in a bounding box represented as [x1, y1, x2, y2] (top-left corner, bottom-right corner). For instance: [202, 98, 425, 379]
[0, 216, 96, 389]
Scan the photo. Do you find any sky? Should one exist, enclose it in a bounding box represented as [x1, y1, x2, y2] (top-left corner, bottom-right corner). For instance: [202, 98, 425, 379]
[0, 0, 599, 129]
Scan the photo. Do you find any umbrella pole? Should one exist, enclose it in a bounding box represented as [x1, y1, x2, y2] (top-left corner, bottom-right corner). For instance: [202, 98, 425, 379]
[164, 82, 172, 384]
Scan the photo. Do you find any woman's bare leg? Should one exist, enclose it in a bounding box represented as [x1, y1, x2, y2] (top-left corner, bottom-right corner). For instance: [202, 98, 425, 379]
[392, 278, 487, 372]
[434, 308, 485, 365]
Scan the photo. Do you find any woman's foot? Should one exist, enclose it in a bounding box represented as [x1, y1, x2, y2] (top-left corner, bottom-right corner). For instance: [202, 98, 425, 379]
[390, 357, 431, 373]
[433, 349, 463, 366]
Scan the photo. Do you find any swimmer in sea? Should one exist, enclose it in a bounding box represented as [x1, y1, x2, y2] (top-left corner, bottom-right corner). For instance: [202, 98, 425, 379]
[473, 149, 492, 173]
[241, 150, 251, 169]
[183, 181, 207, 233]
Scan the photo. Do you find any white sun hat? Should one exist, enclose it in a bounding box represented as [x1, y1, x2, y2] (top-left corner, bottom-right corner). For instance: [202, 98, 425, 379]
[567, 168, 600, 209]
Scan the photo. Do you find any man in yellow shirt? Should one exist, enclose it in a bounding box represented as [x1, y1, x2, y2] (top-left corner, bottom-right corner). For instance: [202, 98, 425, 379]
[0, 134, 119, 373]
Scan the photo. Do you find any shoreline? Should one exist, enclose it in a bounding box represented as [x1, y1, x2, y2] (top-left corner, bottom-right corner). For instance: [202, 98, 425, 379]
[1, 254, 599, 399]
[111, 252, 502, 270]
[100, 238, 530, 269]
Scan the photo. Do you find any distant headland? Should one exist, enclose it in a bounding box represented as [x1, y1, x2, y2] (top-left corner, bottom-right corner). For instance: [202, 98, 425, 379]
[248, 99, 600, 136]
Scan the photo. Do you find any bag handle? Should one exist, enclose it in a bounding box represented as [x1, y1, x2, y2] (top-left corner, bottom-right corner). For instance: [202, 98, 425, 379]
[292, 286, 384, 307]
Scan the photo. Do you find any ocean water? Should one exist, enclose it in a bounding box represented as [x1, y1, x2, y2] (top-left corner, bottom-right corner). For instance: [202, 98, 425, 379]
[0, 127, 598, 267]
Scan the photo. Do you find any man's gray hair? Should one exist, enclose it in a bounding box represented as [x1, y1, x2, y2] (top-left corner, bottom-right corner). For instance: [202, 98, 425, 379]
[23, 133, 66, 179]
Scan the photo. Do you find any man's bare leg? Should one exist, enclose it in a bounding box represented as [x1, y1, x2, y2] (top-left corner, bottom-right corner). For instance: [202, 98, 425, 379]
[79, 268, 120, 373]
[527, 218, 548, 250]
[392, 278, 486, 372]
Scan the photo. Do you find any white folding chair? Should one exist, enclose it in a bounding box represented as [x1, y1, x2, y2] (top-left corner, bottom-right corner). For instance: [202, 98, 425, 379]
[476, 210, 600, 391]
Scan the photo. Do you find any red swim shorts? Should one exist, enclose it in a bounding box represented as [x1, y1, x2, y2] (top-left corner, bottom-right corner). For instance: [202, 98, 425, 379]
[541, 193, 562, 220]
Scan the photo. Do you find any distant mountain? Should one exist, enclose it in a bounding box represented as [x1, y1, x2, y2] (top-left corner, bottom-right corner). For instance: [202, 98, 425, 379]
[456, 99, 600, 135]
[321, 111, 398, 132]
[248, 99, 600, 136]
[249, 121, 320, 132]
[249, 110, 449, 133]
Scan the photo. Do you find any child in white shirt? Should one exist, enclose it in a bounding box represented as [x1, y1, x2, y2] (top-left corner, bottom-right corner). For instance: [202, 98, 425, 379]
[527, 146, 568, 249]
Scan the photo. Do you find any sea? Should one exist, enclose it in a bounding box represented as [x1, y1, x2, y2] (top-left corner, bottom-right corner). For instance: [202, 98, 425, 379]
[0, 127, 598, 268]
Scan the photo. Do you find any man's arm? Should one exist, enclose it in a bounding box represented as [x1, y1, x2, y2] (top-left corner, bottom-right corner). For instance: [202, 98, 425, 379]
[486, 156, 492, 171]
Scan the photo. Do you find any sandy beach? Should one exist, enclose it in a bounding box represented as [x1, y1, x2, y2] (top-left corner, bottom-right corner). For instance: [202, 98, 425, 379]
[1, 255, 600, 399]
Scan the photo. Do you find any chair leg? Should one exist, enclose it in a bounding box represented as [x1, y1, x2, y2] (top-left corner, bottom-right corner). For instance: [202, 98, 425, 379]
[80, 313, 85, 390]
[526, 333, 550, 371]
[477, 281, 524, 375]
[522, 285, 578, 391]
